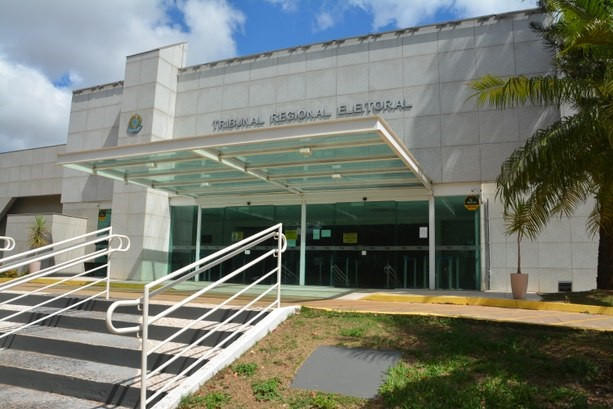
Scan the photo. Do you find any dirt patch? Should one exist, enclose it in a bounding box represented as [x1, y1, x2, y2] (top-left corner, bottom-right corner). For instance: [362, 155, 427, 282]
[182, 308, 613, 409]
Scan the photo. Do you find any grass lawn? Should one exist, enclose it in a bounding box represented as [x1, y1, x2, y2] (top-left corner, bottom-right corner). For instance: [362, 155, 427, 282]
[540, 290, 613, 307]
[180, 308, 612, 409]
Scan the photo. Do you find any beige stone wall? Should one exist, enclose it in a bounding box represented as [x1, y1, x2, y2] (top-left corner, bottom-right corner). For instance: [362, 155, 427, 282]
[482, 183, 597, 292]
[4, 213, 87, 274]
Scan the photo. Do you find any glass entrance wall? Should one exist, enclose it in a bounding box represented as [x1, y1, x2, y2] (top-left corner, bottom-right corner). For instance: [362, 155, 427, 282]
[169, 200, 430, 288]
[169, 198, 481, 290]
[305, 201, 429, 288]
[169, 206, 198, 271]
[199, 205, 301, 284]
[89, 209, 113, 277]
[434, 196, 480, 290]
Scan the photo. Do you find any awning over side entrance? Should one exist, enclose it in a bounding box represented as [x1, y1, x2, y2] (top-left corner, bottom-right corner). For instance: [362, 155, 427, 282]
[58, 117, 431, 200]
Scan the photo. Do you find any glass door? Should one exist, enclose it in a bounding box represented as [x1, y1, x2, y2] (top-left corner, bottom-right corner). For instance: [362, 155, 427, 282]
[435, 196, 480, 290]
[89, 209, 112, 277]
[305, 201, 429, 289]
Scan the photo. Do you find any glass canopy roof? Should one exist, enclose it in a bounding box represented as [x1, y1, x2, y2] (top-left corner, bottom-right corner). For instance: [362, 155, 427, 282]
[58, 117, 431, 200]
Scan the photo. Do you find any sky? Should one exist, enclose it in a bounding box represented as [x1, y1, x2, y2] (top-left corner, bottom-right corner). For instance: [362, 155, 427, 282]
[0, 0, 536, 153]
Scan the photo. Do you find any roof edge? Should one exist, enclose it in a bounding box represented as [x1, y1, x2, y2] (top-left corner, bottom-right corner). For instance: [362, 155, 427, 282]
[180, 7, 544, 72]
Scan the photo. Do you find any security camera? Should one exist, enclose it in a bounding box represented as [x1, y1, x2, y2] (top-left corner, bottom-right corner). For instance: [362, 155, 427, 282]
[362, 197, 367, 202]
[247, 201, 251, 206]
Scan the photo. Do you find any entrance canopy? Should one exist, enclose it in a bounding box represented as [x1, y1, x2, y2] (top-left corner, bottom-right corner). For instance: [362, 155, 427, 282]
[58, 117, 431, 200]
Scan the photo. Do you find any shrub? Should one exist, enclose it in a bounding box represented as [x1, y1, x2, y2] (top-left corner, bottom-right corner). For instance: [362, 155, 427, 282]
[0, 269, 20, 279]
[232, 362, 258, 377]
[251, 377, 281, 401]
[179, 392, 230, 409]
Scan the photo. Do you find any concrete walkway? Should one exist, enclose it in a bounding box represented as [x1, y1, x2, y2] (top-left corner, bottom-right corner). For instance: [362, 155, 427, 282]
[93, 287, 613, 332]
[301, 292, 613, 332]
[4, 279, 612, 332]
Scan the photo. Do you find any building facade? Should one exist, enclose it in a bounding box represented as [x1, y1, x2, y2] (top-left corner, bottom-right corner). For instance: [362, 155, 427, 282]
[0, 9, 598, 293]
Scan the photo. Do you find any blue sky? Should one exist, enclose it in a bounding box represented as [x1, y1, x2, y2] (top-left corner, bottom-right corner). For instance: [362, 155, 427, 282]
[233, 1, 462, 57]
[235, 1, 382, 55]
[176, 0, 531, 59]
[0, 0, 536, 152]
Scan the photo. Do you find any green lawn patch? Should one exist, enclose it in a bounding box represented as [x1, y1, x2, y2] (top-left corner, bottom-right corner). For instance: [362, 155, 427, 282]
[232, 362, 258, 377]
[252, 377, 282, 401]
[180, 308, 612, 408]
[179, 392, 230, 409]
[540, 290, 613, 307]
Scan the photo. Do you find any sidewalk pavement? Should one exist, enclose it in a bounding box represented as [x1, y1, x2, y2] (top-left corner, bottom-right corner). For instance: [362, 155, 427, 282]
[4, 279, 612, 332]
[301, 292, 613, 332]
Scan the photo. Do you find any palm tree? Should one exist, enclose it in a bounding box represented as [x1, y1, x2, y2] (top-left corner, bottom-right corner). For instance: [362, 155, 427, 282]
[28, 215, 49, 249]
[504, 197, 541, 275]
[469, 0, 613, 289]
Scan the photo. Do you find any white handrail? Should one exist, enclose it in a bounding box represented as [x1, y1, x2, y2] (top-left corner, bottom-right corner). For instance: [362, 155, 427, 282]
[106, 223, 286, 409]
[105, 299, 141, 334]
[0, 227, 112, 266]
[149, 223, 285, 289]
[0, 227, 130, 341]
[0, 236, 15, 252]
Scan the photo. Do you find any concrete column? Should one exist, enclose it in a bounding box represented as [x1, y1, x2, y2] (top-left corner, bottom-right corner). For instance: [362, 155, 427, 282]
[194, 206, 202, 281]
[299, 199, 306, 286]
[110, 44, 187, 281]
[428, 195, 435, 290]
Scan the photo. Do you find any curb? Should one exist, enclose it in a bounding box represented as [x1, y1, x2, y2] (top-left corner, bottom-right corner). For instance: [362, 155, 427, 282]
[153, 306, 300, 409]
[361, 293, 613, 316]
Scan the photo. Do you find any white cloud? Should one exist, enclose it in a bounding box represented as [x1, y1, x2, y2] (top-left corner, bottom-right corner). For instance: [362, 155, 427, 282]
[0, 57, 71, 152]
[0, 0, 538, 153]
[347, 0, 536, 30]
[183, 0, 246, 64]
[264, 0, 299, 12]
[0, 0, 244, 152]
[315, 11, 336, 32]
[0, 0, 245, 88]
[455, 0, 536, 18]
[349, 0, 449, 29]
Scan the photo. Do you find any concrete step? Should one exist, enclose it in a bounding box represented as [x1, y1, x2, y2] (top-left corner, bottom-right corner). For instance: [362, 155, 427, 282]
[0, 384, 128, 409]
[0, 325, 212, 375]
[0, 291, 278, 408]
[1, 303, 252, 335]
[0, 291, 267, 324]
[0, 305, 249, 346]
[0, 349, 168, 408]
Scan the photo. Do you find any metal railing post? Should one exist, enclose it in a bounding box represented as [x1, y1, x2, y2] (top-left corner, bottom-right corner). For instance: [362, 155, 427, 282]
[276, 226, 282, 309]
[104, 224, 287, 406]
[140, 288, 149, 409]
[0, 228, 130, 341]
[106, 227, 112, 300]
[0, 236, 15, 252]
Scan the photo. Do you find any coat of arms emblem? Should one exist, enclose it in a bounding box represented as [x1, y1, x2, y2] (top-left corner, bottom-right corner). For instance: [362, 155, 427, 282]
[127, 113, 143, 134]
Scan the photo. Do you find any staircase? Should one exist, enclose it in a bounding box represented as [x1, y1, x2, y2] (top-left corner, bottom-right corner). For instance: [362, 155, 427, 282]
[0, 291, 270, 408]
[0, 223, 294, 408]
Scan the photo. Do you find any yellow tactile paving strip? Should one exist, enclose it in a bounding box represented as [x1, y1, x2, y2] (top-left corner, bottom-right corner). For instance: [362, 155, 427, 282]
[361, 293, 613, 316]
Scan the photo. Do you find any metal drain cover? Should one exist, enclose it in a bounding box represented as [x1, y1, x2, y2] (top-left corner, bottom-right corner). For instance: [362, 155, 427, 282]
[290, 345, 401, 398]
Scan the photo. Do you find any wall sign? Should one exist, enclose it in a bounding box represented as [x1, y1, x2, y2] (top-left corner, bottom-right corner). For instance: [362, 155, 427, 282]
[126, 114, 143, 134]
[212, 99, 412, 131]
[419, 226, 428, 239]
[343, 232, 358, 244]
[464, 195, 480, 211]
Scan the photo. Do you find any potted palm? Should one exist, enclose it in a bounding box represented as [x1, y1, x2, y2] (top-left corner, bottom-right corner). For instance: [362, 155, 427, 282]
[504, 198, 540, 300]
[28, 215, 50, 274]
